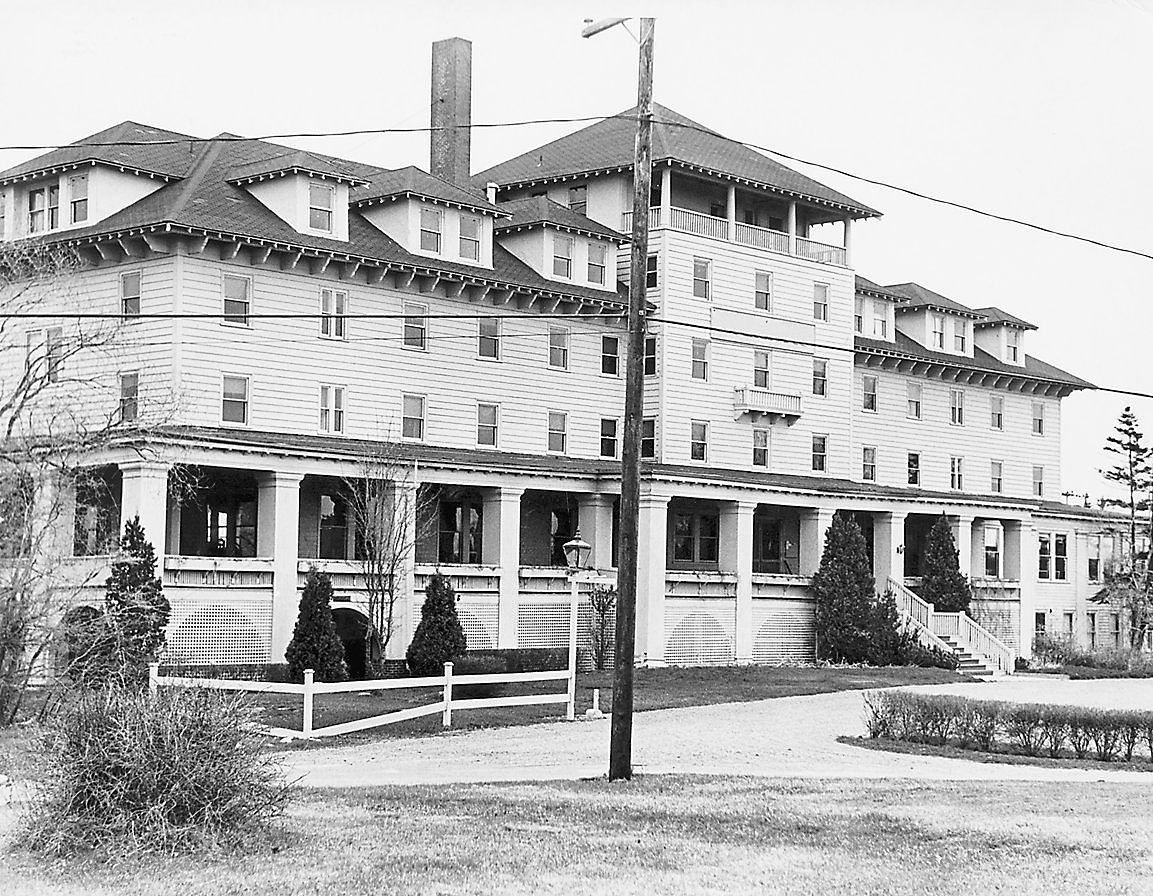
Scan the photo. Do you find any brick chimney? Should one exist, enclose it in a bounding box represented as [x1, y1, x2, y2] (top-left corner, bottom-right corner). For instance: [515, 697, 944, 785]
[430, 37, 472, 185]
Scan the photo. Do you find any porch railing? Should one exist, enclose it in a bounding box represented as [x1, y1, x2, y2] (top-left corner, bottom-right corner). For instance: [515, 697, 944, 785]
[795, 235, 847, 266]
[733, 221, 791, 254]
[163, 556, 274, 588]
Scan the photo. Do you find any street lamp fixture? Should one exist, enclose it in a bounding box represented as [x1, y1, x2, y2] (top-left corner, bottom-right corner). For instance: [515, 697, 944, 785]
[562, 530, 592, 572]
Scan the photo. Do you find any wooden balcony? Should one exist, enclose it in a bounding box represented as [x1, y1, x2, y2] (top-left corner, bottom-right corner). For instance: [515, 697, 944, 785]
[733, 385, 803, 423]
[621, 206, 847, 266]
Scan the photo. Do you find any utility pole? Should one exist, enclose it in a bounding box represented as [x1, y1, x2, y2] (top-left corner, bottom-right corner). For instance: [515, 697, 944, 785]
[609, 17, 654, 782]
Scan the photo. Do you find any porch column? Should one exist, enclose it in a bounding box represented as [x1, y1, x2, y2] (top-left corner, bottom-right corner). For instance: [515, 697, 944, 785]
[578, 493, 615, 571]
[120, 461, 170, 556]
[259, 472, 303, 664]
[949, 513, 975, 579]
[843, 217, 853, 266]
[725, 183, 736, 239]
[387, 478, 419, 661]
[659, 164, 672, 223]
[720, 500, 756, 664]
[1005, 519, 1037, 659]
[635, 494, 670, 665]
[798, 507, 836, 577]
[787, 200, 797, 254]
[482, 487, 523, 650]
[873, 511, 906, 593]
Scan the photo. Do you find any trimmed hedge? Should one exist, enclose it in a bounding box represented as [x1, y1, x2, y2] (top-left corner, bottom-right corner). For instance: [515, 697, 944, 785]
[862, 690, 1153, 763]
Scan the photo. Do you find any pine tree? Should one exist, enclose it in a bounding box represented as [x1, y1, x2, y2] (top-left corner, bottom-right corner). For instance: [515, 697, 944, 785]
[285, 569, 348, 683]
[812, 513, 875, 663]
[920, 514, 972, 614]
[406, 572, 467, 676]
[1101, 407, 1153, 567]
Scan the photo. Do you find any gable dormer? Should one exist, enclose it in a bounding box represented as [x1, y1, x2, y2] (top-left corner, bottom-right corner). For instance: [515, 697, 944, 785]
[886, 282, 983, 358]
[352, 167, 503, 268]
[853, 277, 901, 342]
[973, 307, 1036, 367]
[493, 197, 625, 292]
[228, 151, 367, 242]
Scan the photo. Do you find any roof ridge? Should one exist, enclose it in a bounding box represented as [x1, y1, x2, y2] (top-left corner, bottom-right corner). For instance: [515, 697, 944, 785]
[164, 137, 230, 221]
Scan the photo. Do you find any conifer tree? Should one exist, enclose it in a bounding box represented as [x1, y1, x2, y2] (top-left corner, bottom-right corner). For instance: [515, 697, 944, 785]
[812, 513, 875, 663]
[285, 569, 348, 683]
[920, 514, 972, 614]
[406, 572, 467, 676]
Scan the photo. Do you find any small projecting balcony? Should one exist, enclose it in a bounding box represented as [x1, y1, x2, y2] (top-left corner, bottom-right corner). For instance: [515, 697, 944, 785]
[733, 385, 803, 423]
[622, 206, 848, 267]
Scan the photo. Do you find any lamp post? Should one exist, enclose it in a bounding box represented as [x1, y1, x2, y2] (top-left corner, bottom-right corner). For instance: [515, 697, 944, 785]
[562, 530, 592, 721]
[582, 15, 655, 782]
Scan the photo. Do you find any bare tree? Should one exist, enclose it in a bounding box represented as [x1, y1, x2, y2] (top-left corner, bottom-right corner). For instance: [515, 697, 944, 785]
[342, 441, 435, 677]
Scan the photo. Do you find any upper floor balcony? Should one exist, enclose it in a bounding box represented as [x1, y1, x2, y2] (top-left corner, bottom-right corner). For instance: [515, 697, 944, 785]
[622, 206, 848, 267]
[733, 385, 803, 423]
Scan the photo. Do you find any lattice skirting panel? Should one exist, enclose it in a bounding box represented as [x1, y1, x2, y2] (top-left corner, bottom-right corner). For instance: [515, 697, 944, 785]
[664, 599, 737, 666]
[164, 595, 273, 666]
[411, 599, 499, 651]
[517, 601, 572, 649]
[970, 600, 1020, 654]
[751, 599, 816, 664]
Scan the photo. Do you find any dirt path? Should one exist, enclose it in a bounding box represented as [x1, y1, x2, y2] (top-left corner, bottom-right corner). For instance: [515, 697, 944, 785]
[281, 675, 1153, 787]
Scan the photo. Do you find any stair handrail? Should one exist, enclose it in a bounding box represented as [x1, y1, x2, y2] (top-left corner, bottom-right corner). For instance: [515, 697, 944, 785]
[886, 577, 954, 654]
[959, 613, 1014, 675]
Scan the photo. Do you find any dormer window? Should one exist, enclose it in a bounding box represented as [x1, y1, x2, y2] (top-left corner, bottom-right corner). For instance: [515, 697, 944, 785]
[1007, 329, 1020, 362]
[28, 188, 45, 233]
[553, 235, 573, 278]
[568, 184, 587, 215]
[69, 174, 88, 224]
[954, 321, 967, 353]
[588, 243, 607, 285]
[309, 183, 334, 232]
[47, 184, 60, 230]
[420, 208, 442, 253]
[932, 314, 945, 349]
[459, 214, 480, 261]
[872, 301, 887, 338]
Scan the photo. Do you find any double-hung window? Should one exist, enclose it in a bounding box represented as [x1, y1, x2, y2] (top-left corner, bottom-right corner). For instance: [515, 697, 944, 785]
[1032, 465, 1045, 497]
[401, 394, 425, 440]
[755, 271, 772, 311]
[403, 302, 428, 350]
[990, 395, 1004, 430]
[1088, 536, 1102, 582]
[812, 435, 828, 472]
[950, 456, 964, 490]
[548, 412, 568, 453]
[854, 297, 864, 334]
[690, 420, 708, 462]
[691, 339, 709, 380]
[1054, 534, 1068, 580]
[692, 257, 711, 299]
[906, 382, 922, 419]
[309, 183, 334, 232]
[119, 372, 139, 423]
[121, 271, 142, 318]
[553, 235, 573, 278]
[954, 321, 967, 353]
[643, 335, 658, 376]
[1007, 330, 1020, 362]
[459, 215, 480, 260]
[478, 317, 501, 359]
[47, 184, 59, 230]
[752, 429, 769, 468]
[907, 452, 921, 486]
[477, 403, 499, 447]
[641, 418, 656, 458]
[69, 174, 88, 224]
[1038, 534, 1051, 580]
[319, 288, 347, 339]
[932, 314, 945, 349]
[984, 525, 1002, 578]
[1032, 402, 1045, 436]
[222, 275, 251, 326]
[420, 208, 442, 253]
[319, 385, 345, 434]
[588, 243, 607, 285]
[600, 418, 619, 458]
[548, 326, 569, 369]
[221, 375, 249, 424]
[813, 283, 829, 321]
[28, 188, 45, 233]
[949, 389, 964, 425]
[601, 335, 620, 376]
[862, 446, 877, 481]
[646, 253, 658, 289]
[671, 511, 720, 566]
[991, 460, 1004, 494]
[753, 350, 770, 388]
[872, 302, 887, 338]
[812, 359, 828, 397]
[862, 375, 878, 412]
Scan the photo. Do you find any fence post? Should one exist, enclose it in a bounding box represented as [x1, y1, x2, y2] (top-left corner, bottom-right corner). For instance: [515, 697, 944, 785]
[148, 662, 159, 696]
[566, 576, 579, 721]
[303, 669, 314, 739]
[442, 661, 454, 729]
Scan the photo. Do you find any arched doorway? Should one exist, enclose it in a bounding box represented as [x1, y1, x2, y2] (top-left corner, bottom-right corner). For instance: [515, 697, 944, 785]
[332, 607, 369, 680]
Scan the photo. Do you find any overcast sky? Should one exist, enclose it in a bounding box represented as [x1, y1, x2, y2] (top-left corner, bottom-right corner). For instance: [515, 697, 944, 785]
[2, 0, 1149, 503]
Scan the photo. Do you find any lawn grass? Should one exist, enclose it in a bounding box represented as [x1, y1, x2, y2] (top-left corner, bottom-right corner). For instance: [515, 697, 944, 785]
[4, 775, 1150, 895]
[257, 663, 967, 747]
[840, 735, 1153, 772]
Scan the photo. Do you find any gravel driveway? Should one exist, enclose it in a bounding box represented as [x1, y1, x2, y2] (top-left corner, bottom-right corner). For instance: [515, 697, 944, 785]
[281, 674, 1153, 787]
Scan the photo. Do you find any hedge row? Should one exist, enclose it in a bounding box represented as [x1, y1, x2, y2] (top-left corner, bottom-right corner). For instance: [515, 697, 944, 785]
[863, 690, 1153, 763]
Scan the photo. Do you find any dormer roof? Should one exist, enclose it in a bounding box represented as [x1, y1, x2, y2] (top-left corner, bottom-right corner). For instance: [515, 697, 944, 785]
[855, 275, 905, 302]
[973, 306, 1038, 330]
[474, 103, 880, 219]
[351, 166, 503, 216]
[494, 196, 625, 243]
[0, 121, 194, 186]
[885, 282, 985, 320]
[226, 149, 368, 186]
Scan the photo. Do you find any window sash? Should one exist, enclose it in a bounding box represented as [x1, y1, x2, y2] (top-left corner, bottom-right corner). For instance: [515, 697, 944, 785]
[812, 359, 827, 396]
[403, 303, 428, 349]
[547, 412, 567, 453]
[690, 421, 708, 461]
[646, 254, 658, 289]
[862, 376, 877, 412]
[950, 457, 964, 490]
[309, 183, 334, 232]
[477, 404, 499, 446]
[691, 339, 708, 380]
[753, 351, 770, 388]
[319, 385, 345, 433]
[121, 272, 142, 317]
[862, 447, 877, 481]
[552, 236, 573, 278]
[420, 209, 442, 252]
[812, 436, 827, 472]
[459, 215, 480, 260]
[950, 390, 964, 425]
[69, 174, 88, 223]
[320, 289, 347, 338]
[1032, 403, 1045, 435]
[990, 396, 1004, 429]
[119, 373, 139, 423]
[754, 271, 772, 310]
[641, 418, 656, 458]
[401, 394, 425, 440]
[548, 328, 569, 369]
[222, 275, 251, 326]
[907, 453, 920, 485]
[906, 383, 922, 419]
[752, 429, 769, 467]
[28, 188, 45, 232]
[588, 243, 606, 284]
[1033, 465, 1044, 497]
[601, 335, 620, 375]
[600, 418, 618, 458]
[991, 461, 1003, 493]
[222, 376, 249, 423]
[692, 258, 711, 299]
[813, 283, 828, 321]
[643, 336, 657, 376]
[478, 318, 501, 359]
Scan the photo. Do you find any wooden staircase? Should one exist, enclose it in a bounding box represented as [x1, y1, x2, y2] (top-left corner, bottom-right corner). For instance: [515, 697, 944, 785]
[887, 577, 1013, 679]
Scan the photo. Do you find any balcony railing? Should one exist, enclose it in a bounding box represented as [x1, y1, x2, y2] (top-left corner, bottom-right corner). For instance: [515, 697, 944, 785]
[621, 206, 847, 266]
[163, 556, 274, 588]
[733, 385, 803, 422]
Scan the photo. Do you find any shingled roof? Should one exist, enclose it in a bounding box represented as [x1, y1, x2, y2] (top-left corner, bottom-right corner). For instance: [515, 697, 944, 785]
[885, 282, 985, 319]
[0, 121, 198, 185]
[351, 166, 501, 215]
[227, 149, 368, 186]
[972, 306, 1038, 330]
[494, 196, 625, 242]
[855, 275, 906, 302]
[474, 103, 880, 219]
